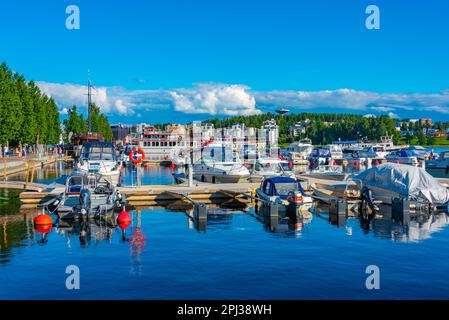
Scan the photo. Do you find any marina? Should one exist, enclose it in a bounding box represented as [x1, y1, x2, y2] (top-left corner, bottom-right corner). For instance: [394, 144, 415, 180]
[2, 159, 449, 299]
[1, 1, 449, 303]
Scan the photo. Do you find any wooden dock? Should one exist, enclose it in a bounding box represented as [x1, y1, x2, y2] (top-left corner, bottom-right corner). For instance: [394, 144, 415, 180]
[19, 182, 257, 206]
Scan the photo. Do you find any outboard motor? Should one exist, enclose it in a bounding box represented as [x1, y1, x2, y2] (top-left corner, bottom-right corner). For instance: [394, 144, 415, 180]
[360, 186, 379, 230]
[79, 188, 91, 220]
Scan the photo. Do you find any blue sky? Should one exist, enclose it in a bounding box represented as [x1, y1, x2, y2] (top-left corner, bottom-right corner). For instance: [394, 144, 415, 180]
[1, 0, 449, 124]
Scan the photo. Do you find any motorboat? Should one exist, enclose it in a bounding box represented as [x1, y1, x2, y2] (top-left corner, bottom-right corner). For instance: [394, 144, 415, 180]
[192, 143, 250, 183]
[286, 139, 314, 165]
[44, 173, 125, 220]
[356, 163, 449, 205]
[309, 144, 343, 166]
[312, 163, 449, 207]
[256, 177, 313, 217]
[385, 150, 419, 166]
[353, 145, 388, 159]
[170, 150, 189, 167]
[249, 157, 295, 182]
[426, 150, 449, 177]
[407, 146, 431, 160]
[74, 142, 122, 185]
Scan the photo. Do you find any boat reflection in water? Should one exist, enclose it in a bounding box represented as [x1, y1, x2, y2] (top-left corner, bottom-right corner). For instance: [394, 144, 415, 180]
[315, 201, 449, 243]
[253, 201, 312, 238]
[369, 206, 449, 242]
[55, 218, 118, 247]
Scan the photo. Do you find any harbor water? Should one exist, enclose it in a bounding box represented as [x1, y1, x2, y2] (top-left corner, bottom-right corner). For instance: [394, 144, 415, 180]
[1, 155, 449, 299]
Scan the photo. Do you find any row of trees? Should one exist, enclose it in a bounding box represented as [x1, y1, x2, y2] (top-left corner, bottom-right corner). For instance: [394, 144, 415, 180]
[0, 63, 61, 146]
[63, 104, 113, 142]
[206, 113, 401, 145]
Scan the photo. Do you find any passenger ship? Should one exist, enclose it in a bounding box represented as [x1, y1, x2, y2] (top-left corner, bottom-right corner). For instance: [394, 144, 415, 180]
[130, 125, 200, 163]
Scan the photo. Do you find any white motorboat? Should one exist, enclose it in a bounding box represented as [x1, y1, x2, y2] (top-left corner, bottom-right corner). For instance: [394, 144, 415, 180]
[249, 157, 295, 182]
[426, 150, 449, 177]
[192, 143, 250, 183]
[286, 140, 314, 165]
[356, 163, 449, 205]
[407, 146, 431, 160]
[385, 150, 418, 166]
[309, 144, 343, 166]
[74, 142, 122, 185]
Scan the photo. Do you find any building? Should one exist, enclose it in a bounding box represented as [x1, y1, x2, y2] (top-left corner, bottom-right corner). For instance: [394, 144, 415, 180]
[419, 118, 433, 127]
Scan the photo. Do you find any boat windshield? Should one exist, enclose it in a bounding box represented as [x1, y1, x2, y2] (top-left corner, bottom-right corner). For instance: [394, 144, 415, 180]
[201, 145, 237, 163]
[274, 183, 298, 196]
[81, 146, 115, 161]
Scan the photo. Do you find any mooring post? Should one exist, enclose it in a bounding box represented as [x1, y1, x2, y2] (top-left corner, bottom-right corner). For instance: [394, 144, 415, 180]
[195, 203, 208, 220]
[329, 199, 347, 226]
[3, 158, 6, 181]
[188, 164, 193, 187]
[392, 198, 410, 223]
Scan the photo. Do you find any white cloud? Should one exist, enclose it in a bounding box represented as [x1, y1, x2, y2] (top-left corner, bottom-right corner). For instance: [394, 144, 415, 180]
[254, 89, 449, 114]
[170, 83, 261, 116]
[36, 82, 134, 115]
[388, 112, 399, 119]
[60, 107, 69, 115]
[36, 80, 449, 118]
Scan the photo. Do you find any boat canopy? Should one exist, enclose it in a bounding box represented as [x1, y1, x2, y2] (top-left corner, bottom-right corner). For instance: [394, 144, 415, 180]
[81, 142, 116, 161]
[261, 177, 305, 198]
[356, 163, 449, 204]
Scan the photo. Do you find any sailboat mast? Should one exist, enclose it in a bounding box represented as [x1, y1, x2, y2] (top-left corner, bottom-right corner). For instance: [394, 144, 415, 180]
[87, 71, 92, 132]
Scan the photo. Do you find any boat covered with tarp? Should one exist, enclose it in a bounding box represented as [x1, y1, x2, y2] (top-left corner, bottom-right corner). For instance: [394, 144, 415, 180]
[356, 163, 449, 205]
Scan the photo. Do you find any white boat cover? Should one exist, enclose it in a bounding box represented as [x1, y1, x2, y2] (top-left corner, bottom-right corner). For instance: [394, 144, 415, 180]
[356, 163, 449, 204]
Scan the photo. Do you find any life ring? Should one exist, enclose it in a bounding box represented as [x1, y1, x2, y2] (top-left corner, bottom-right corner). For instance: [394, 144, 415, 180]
[129, 147, 145, 164]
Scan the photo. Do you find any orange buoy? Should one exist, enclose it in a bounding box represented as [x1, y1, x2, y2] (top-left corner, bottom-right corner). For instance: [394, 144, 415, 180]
[34, 214, 53, 225]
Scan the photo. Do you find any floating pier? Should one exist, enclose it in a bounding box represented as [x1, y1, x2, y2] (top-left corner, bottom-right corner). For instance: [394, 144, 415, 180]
[19, 182, 257, 206]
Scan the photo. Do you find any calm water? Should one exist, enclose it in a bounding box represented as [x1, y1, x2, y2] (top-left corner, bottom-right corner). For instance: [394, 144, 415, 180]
[1, 159, 449, 299]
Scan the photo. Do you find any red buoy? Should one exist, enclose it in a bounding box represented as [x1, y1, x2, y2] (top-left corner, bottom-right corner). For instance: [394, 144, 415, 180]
[34, 214, 53, 225]
[332, 160, 337, 166]
[34, 224, 52, 234]
[375, 160, 380, 166]
[354, 160, 359, 167]
[117, 210, 132, 230]
[170, 163, 175, 170]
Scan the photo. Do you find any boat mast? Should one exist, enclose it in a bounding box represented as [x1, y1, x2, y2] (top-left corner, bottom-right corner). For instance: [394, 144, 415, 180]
[87, 70, 93, 132]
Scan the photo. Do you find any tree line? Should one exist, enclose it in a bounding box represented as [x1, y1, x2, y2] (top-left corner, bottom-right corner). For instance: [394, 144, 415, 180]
[0, 63, 61, 146]
[63, 104, 113, 142]
[205, 113, 402, 145]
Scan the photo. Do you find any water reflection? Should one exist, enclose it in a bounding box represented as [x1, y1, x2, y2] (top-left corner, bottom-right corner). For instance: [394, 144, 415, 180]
[252, 201, 311, 237]
[55, 218, 117, 247]
[371, 211, 449, 242]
